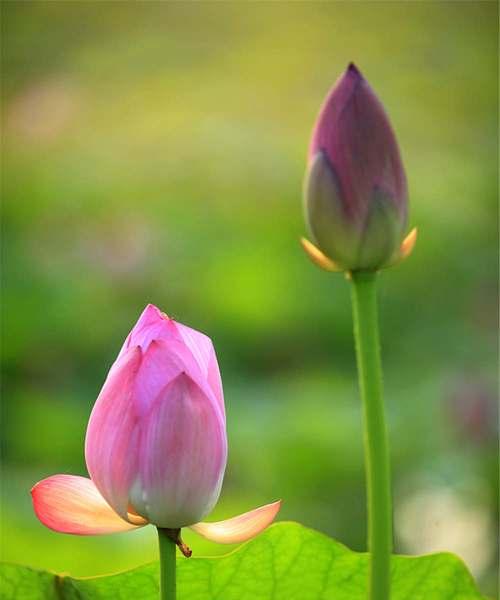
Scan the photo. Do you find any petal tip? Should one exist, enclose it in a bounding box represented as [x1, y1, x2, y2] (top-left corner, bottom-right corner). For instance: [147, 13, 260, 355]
[400, 227, 417, 260]
[384, 227, 417, 269]
[347, 62, 362, 78]
[189, 500, 282, 545]
[143, 303, 169, 321]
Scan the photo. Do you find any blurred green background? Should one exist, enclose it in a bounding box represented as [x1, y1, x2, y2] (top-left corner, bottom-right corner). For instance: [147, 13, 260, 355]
[1, 1, 498, 597]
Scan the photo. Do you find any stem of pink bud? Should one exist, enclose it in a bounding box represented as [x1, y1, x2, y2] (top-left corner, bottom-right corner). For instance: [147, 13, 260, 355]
[350, 271, 392, 600]
[157, 528, 177, 600]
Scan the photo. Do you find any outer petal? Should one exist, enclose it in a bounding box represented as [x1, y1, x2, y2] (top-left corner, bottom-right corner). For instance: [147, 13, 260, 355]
[189, 500, 281, 544]
[129, 373, 227, 528]
[305, 151, 358, 267]
[85, 345, 143, 520]
[31, 475, 146, 535]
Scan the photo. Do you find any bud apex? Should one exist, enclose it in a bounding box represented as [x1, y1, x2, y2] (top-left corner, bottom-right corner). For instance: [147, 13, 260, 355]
[304, 63, 409, 271]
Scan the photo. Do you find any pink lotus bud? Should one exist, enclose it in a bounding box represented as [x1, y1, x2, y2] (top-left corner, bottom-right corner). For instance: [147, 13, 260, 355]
[32, 305, 280, 545]
[84, 305, 227, 528]
[304, 63, 409, 271]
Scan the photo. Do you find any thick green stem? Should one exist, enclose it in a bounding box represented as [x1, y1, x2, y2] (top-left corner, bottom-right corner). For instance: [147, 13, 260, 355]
[157, 528, 176, 600]
[350, 271, 392, 600]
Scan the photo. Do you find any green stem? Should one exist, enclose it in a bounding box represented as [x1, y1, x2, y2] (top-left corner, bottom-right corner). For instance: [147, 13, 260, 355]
[157, 528, 176, 600]
[350, 271, 392, 600]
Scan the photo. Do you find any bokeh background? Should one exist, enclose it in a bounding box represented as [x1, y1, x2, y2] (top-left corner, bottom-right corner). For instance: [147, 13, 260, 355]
[1, 1, 498, 597]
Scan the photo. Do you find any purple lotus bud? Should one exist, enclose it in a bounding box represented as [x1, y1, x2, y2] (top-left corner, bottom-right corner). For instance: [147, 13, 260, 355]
[304, 63, 408, 271]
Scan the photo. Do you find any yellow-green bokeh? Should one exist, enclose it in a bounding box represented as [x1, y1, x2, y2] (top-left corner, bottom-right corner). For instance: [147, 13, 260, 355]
[1, 1, 498, 596]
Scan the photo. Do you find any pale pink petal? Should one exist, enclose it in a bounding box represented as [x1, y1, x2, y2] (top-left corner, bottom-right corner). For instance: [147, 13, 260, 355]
[85, 345, 142, 521]
[129, 373, 227, 528]
[31, 475, 146, 535]
[189, 500, 281, 544]
[174, 320, 225, 419]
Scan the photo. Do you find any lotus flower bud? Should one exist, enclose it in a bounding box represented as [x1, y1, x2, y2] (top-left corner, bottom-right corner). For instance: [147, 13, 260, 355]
[304, 63, 409, 271]
[84, 304, 227, 528]
[32, 305, 281, 545]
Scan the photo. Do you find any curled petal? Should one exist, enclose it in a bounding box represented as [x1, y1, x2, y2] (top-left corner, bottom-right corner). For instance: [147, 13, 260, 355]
[399, 227, 417, 261]
[300, 237, 342, 272]
[385, 227, 418, 268]
[189, 500, 281, 544]
[31, 475, 146, 535]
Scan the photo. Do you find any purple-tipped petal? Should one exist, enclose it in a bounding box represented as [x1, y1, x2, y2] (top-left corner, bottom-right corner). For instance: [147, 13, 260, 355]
[189, 500, 281, 544]
[309, 63, 407, 221]
[308, 64, 360, 164]
[129, 373, 227, 528]
[31, 475, 146, 535]
[305, 63, 409, 271]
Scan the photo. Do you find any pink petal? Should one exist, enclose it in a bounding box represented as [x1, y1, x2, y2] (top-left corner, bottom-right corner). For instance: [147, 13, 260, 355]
[205, 337, 225, 420]
[134, 338, 224, 428]
[31, 475, 146, 535]
[168, 319, 225, 420]
[189, 500, 281, 544]
[117, 304, 225, 415]
[130, 373, 227, 528]
[85, 345, 143, 520]
[116, 304, 225, 419]
[116, 304, 176, 359]
[133, 339, 195, 416]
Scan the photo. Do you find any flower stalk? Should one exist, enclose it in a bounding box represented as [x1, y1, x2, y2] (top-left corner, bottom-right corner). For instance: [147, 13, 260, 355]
[157, 528, 177, 600]
[350, 271, 392, 600]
